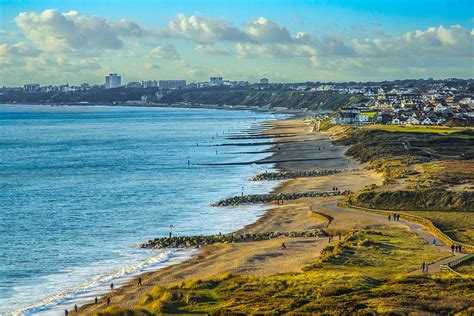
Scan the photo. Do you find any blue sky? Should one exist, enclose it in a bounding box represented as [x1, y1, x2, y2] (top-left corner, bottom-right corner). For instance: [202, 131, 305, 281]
[1, 0, 473, 85]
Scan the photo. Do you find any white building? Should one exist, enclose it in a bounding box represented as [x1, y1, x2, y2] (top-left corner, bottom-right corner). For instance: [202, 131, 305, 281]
[210, 77, 223, 86]
[105, 73, 122, 89]
[159, 80, 186, 89]
[24, 83, 40, 92]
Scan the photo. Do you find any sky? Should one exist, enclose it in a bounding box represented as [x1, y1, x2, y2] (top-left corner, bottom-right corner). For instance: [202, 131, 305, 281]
[0, 0, 473, 86]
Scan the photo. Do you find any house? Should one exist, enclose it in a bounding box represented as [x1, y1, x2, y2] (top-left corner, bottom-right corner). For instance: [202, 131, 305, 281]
[406, 117, 420, 125]
[331, 110, 369, 125]
[421, 117, 434, 125]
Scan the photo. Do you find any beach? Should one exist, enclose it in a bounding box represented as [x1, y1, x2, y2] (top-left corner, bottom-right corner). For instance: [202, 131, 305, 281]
[78, 117, 385, 312]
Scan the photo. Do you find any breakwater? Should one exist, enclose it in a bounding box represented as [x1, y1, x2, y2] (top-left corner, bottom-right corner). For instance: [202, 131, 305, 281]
[140, 229, 327, 249]
[251, 168, 357, 181]
[211, 190, 351, 206]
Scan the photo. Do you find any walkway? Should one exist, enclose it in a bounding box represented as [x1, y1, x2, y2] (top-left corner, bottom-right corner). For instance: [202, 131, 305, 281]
[322, 202, 469, 274]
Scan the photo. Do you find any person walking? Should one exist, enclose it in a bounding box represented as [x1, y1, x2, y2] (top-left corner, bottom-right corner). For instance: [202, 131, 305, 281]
[451, 244, 455, 253]
[65, 309, 69, 316]
[421, 261, 426, 273]
[106, 297, 111, 306]
[74, 304, 78, 313]
[432, 238, 436, 247]
[138, 276, 142, 287]
[459, 244, 462, 253]
[110, 283, 114, 290]
[388, 214, 391, 221]
[95, 297, 98, 304]
[281, 242, 286, 249]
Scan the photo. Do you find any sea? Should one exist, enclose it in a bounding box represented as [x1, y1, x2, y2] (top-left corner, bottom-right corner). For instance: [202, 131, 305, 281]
[0, 104, 286, 315]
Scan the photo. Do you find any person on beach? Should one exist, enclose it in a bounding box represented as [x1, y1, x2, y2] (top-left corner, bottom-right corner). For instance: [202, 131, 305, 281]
[110, 283, 114, 290]
[451, 244, 455, 253]
[106, 297, 111, 306]
[432, 238, 436, 247]
[388, 214, 391, 221]
[421, 261, 425, 272]
[95, 297, 98, 304]
[459, 244, 462, 253]
[74, 304, 78, 313]
[281, 242, 286, 249]
[65, 309, 69, 316]
[138, 277, 142, 286]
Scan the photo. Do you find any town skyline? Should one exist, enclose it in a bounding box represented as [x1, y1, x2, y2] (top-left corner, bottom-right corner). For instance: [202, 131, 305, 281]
[1, 0, 473, 86]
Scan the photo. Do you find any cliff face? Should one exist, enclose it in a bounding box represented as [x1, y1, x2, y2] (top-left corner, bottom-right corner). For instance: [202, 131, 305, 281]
[161, 88, 365, 110]
[0, 87, 365, 110]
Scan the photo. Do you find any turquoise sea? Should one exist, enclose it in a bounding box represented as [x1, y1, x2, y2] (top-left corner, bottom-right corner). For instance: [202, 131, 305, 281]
[0, 105, 284, 315]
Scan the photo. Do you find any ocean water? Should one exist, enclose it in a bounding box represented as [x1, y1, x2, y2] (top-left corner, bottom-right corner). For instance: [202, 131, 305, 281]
[0, 104, 284, 315]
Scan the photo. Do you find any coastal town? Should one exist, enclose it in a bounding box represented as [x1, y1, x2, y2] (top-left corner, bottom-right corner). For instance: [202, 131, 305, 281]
[1, 75, 473, 127]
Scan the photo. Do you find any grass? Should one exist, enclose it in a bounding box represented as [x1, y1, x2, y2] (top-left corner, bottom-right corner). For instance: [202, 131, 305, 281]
[455, 259, 474, 274]
[95, 227, 469, 315]
[303, 226, 447, 278]
[362, 124, 472, 134]
[361, 111, 377, 119]
[408, 161, 474, 190]
[404, 211, 474, 245]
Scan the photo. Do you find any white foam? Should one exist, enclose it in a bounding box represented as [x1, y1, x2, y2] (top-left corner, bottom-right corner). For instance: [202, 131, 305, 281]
[11, 249, 197, 316]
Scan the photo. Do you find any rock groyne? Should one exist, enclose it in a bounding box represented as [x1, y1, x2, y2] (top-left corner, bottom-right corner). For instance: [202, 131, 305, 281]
[140, 229, 326, 249]
[211, 190, 351, 206]
[251, 168, 357, 181]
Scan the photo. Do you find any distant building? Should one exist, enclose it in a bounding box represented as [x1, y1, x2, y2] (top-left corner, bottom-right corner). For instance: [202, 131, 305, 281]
[210, 77, 223, 86]
[260, 78, 269, 84]
[126, 81, 142, 88]
[24, 83, 40, 92]
[331, 110, 369, 125]
[159, 80, 186, 89]
[105, 73, 121, 89]
[142, 80, 158, 88]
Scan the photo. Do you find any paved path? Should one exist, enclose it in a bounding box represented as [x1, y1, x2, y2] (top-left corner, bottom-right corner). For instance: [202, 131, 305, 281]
[322, 202, 469, 274]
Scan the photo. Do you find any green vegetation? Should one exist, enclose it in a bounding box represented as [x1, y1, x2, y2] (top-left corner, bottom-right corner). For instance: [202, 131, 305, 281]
[455, 259, 474, 274]
[348, 189, 473, 212]
[404, 211, 474, 244]
[334, 127, 474, 212]
[363, 124, 471, 134]
[161, 88, 367, 110]
[408, 161, 474, 190]
[361, 111, 377, 119]
[95, 228, 470, 315]
[317, 118, 334, 131]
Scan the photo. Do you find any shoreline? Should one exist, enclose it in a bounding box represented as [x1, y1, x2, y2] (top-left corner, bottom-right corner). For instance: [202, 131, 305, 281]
[1, 102, 314, 118]
[78, 118, 383, 313]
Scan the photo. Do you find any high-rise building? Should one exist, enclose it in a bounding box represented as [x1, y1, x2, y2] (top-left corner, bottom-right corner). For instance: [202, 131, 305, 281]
[105, 73, 122, 89]
[210, 77, 223, 86]
[158, 80, 186, 89]
[260, 78, 269, 84]
[24, 83, 40, 92]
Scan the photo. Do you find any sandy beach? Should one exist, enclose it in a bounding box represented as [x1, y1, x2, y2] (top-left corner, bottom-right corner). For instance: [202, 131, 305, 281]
[77, 118, 393, 312]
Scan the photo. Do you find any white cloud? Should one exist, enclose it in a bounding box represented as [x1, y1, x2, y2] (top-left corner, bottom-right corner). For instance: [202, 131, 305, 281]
[0, 42, 40, 58]
[195, 44, 231, 55]
[352, 25, 473, 57]
[245, 17, 293, 43]
[149, 44, 180, 59]
[169, 14, 247, 44]
[14, 9, 146, 52]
